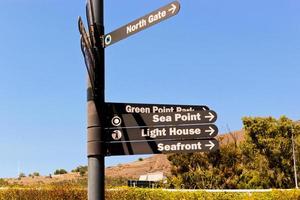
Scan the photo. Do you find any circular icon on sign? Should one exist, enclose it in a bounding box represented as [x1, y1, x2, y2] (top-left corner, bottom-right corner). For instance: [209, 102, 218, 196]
[105, 35, 112, 46]
[111, 130, 122, 141]
[111, 116, 122, 126]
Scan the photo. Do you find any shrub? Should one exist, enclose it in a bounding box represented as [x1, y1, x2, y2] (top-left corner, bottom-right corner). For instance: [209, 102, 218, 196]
[1, 187, 300, 200]
[32, 172, 40, 177]
[0, 186, 86, 200]
[54, 169, 68, 175]
[72, 166, 87, 177]
[0, 179, 8, 187]
[18, 172, 26, 179]
[105, 177, 128, 187]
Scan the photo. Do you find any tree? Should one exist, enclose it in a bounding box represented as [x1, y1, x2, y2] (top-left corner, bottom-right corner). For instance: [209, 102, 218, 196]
[167, 116, 300, 189]
[54, 169, 68, 175]
[32, 172, 40, 177]
[168, 135, 243, 189]
[72, 165, 88, 176]
[240, 116, 300, 188]
[18, 172, 26, 179]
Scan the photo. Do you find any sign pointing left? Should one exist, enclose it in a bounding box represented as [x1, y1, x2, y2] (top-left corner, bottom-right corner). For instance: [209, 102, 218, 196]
[103, 1, 180, 47]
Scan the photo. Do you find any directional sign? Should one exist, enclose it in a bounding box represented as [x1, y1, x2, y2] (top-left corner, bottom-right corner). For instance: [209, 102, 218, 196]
[106, 124, 218, 142]
[106, 110, 217, 128]
[106, 139, 219, 156]
[105, 102, 209, 117]
[103, 1, 180, 47]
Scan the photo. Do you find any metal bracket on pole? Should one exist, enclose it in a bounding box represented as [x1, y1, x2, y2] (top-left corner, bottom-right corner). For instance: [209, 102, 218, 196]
[86, 0, 96, 48]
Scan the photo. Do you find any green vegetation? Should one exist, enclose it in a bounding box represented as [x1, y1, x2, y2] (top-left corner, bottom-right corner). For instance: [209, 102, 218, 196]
[0, 186, 86, 200]
[18, 173, 26, 179]
[54, 169, 68, 175]
[32, 172, 40, 177]
[1, 116, 299, 199]
[0, 179, 9, 187]
[138, 157, 144, 161]
[168, 116, 300, 189]
[0, 187, 299, 200]
[72, 166, 88, 176]
[106, 188, 300, 200]
[106, 177, 129, 188]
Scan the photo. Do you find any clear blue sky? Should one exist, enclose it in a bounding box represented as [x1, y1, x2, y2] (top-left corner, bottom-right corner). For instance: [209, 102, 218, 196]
[0, 0, 299, 178]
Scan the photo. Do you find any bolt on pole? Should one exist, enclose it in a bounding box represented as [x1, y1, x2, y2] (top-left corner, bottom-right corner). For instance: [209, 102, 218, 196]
[87, 0, 105, 200]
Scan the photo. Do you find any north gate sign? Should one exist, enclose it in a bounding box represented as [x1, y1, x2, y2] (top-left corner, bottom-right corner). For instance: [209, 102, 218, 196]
[103, 1, 180, 47]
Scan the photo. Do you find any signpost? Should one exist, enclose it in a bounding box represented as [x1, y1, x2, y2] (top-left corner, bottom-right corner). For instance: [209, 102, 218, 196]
[78, 1, 219, 200]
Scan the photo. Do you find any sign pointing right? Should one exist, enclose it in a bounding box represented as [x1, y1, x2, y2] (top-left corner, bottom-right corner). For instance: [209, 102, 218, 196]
[106, 124, 218, 142]
[106, 139, 219, 156]
[103, 1, 180, 47]
[106, 110, 217, 128]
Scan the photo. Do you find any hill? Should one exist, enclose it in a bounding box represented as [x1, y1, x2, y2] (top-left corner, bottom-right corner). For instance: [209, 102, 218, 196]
[106, 130, 245, 179]
[106, 154, 171, 179]
[5, 130, 245, 185]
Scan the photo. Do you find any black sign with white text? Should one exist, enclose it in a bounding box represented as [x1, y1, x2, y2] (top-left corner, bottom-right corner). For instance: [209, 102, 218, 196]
[106, 110, 217, 128]
[106, 124, 218, 142]
[106, 139, 219, 156]
[105, 102, 209, 116]
[103, 1, 180, 47]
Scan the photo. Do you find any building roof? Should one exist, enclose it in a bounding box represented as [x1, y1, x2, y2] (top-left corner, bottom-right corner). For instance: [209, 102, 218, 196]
[139, 171, 165, 182]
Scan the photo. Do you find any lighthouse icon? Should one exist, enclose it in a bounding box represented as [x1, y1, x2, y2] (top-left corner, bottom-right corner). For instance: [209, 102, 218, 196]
[111, 130, 122, 141]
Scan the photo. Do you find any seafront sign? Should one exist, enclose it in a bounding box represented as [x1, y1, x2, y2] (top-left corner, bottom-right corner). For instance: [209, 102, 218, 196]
[107, 139, 219, 155]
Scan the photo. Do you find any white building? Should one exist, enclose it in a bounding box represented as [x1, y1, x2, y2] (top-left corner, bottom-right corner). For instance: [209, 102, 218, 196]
[138, 171, 166, 182]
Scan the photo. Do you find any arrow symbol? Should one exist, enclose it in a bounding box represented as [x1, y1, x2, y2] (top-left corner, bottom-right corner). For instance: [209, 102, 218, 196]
[205, 141, 215, 150]
[204, 112, 215, 122]
[205, 126, 215, 136]
[168, 3, 177, 14]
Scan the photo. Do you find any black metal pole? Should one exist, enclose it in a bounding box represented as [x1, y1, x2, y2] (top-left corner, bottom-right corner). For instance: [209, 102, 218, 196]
[87, 0, 105, 200]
